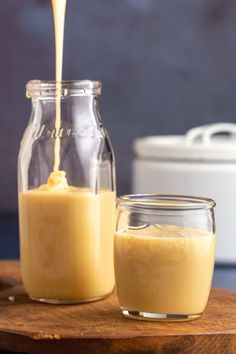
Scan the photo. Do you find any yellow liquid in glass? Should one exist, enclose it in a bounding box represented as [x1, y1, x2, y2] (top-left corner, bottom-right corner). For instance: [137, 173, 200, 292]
[115, 225, 215, 315]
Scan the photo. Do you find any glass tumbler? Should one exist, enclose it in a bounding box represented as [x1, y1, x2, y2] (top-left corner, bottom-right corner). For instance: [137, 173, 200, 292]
[18, 80, 116, 304]
[115, 195, 216, 321]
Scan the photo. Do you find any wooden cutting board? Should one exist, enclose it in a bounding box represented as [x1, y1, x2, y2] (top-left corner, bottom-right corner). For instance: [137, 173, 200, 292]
[0, 260, 235, 354]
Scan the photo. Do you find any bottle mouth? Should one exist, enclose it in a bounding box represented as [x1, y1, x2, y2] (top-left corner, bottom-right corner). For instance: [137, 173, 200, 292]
[26, 80, 102, 98]
[117, 194, 216, 211]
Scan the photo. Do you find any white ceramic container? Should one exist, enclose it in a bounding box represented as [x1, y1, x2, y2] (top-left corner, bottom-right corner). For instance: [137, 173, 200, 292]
[132, 123, 236, 264]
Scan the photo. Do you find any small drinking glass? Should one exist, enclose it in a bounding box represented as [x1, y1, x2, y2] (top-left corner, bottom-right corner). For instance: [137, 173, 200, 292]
[114, 195, 216, 321]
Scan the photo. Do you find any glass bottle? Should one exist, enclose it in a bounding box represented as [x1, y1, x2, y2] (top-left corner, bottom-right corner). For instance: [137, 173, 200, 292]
[115, 195, 216, 321]
[18, 80, 116, 304]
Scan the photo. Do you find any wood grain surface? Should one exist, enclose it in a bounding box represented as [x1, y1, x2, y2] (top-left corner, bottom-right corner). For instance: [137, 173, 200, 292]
[0, 260, 235, 354]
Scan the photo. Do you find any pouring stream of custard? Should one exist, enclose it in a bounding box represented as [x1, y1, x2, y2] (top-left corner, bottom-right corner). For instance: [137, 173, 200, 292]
[52, 0, 67, 173]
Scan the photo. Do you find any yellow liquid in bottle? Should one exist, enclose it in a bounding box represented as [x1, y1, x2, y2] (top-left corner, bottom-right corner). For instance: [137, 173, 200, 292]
[19, 186, 116, 302]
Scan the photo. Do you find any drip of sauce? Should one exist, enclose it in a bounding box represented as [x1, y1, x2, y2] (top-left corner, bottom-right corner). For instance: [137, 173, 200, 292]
[51, 0, 67, 172]
[39, 171, 69, 191]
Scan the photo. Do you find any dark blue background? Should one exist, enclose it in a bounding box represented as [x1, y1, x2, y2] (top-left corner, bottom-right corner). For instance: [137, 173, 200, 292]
[0, 0, 236, 287]
[1, 0, 236, 211]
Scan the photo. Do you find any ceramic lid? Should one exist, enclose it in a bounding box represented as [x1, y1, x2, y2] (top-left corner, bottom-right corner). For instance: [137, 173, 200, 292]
[134, 123, 236, 162]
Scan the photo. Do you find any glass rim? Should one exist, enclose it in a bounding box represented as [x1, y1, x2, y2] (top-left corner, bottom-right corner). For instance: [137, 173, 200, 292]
[117, 194, 216, 211]
[26, 80, 102, 98]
